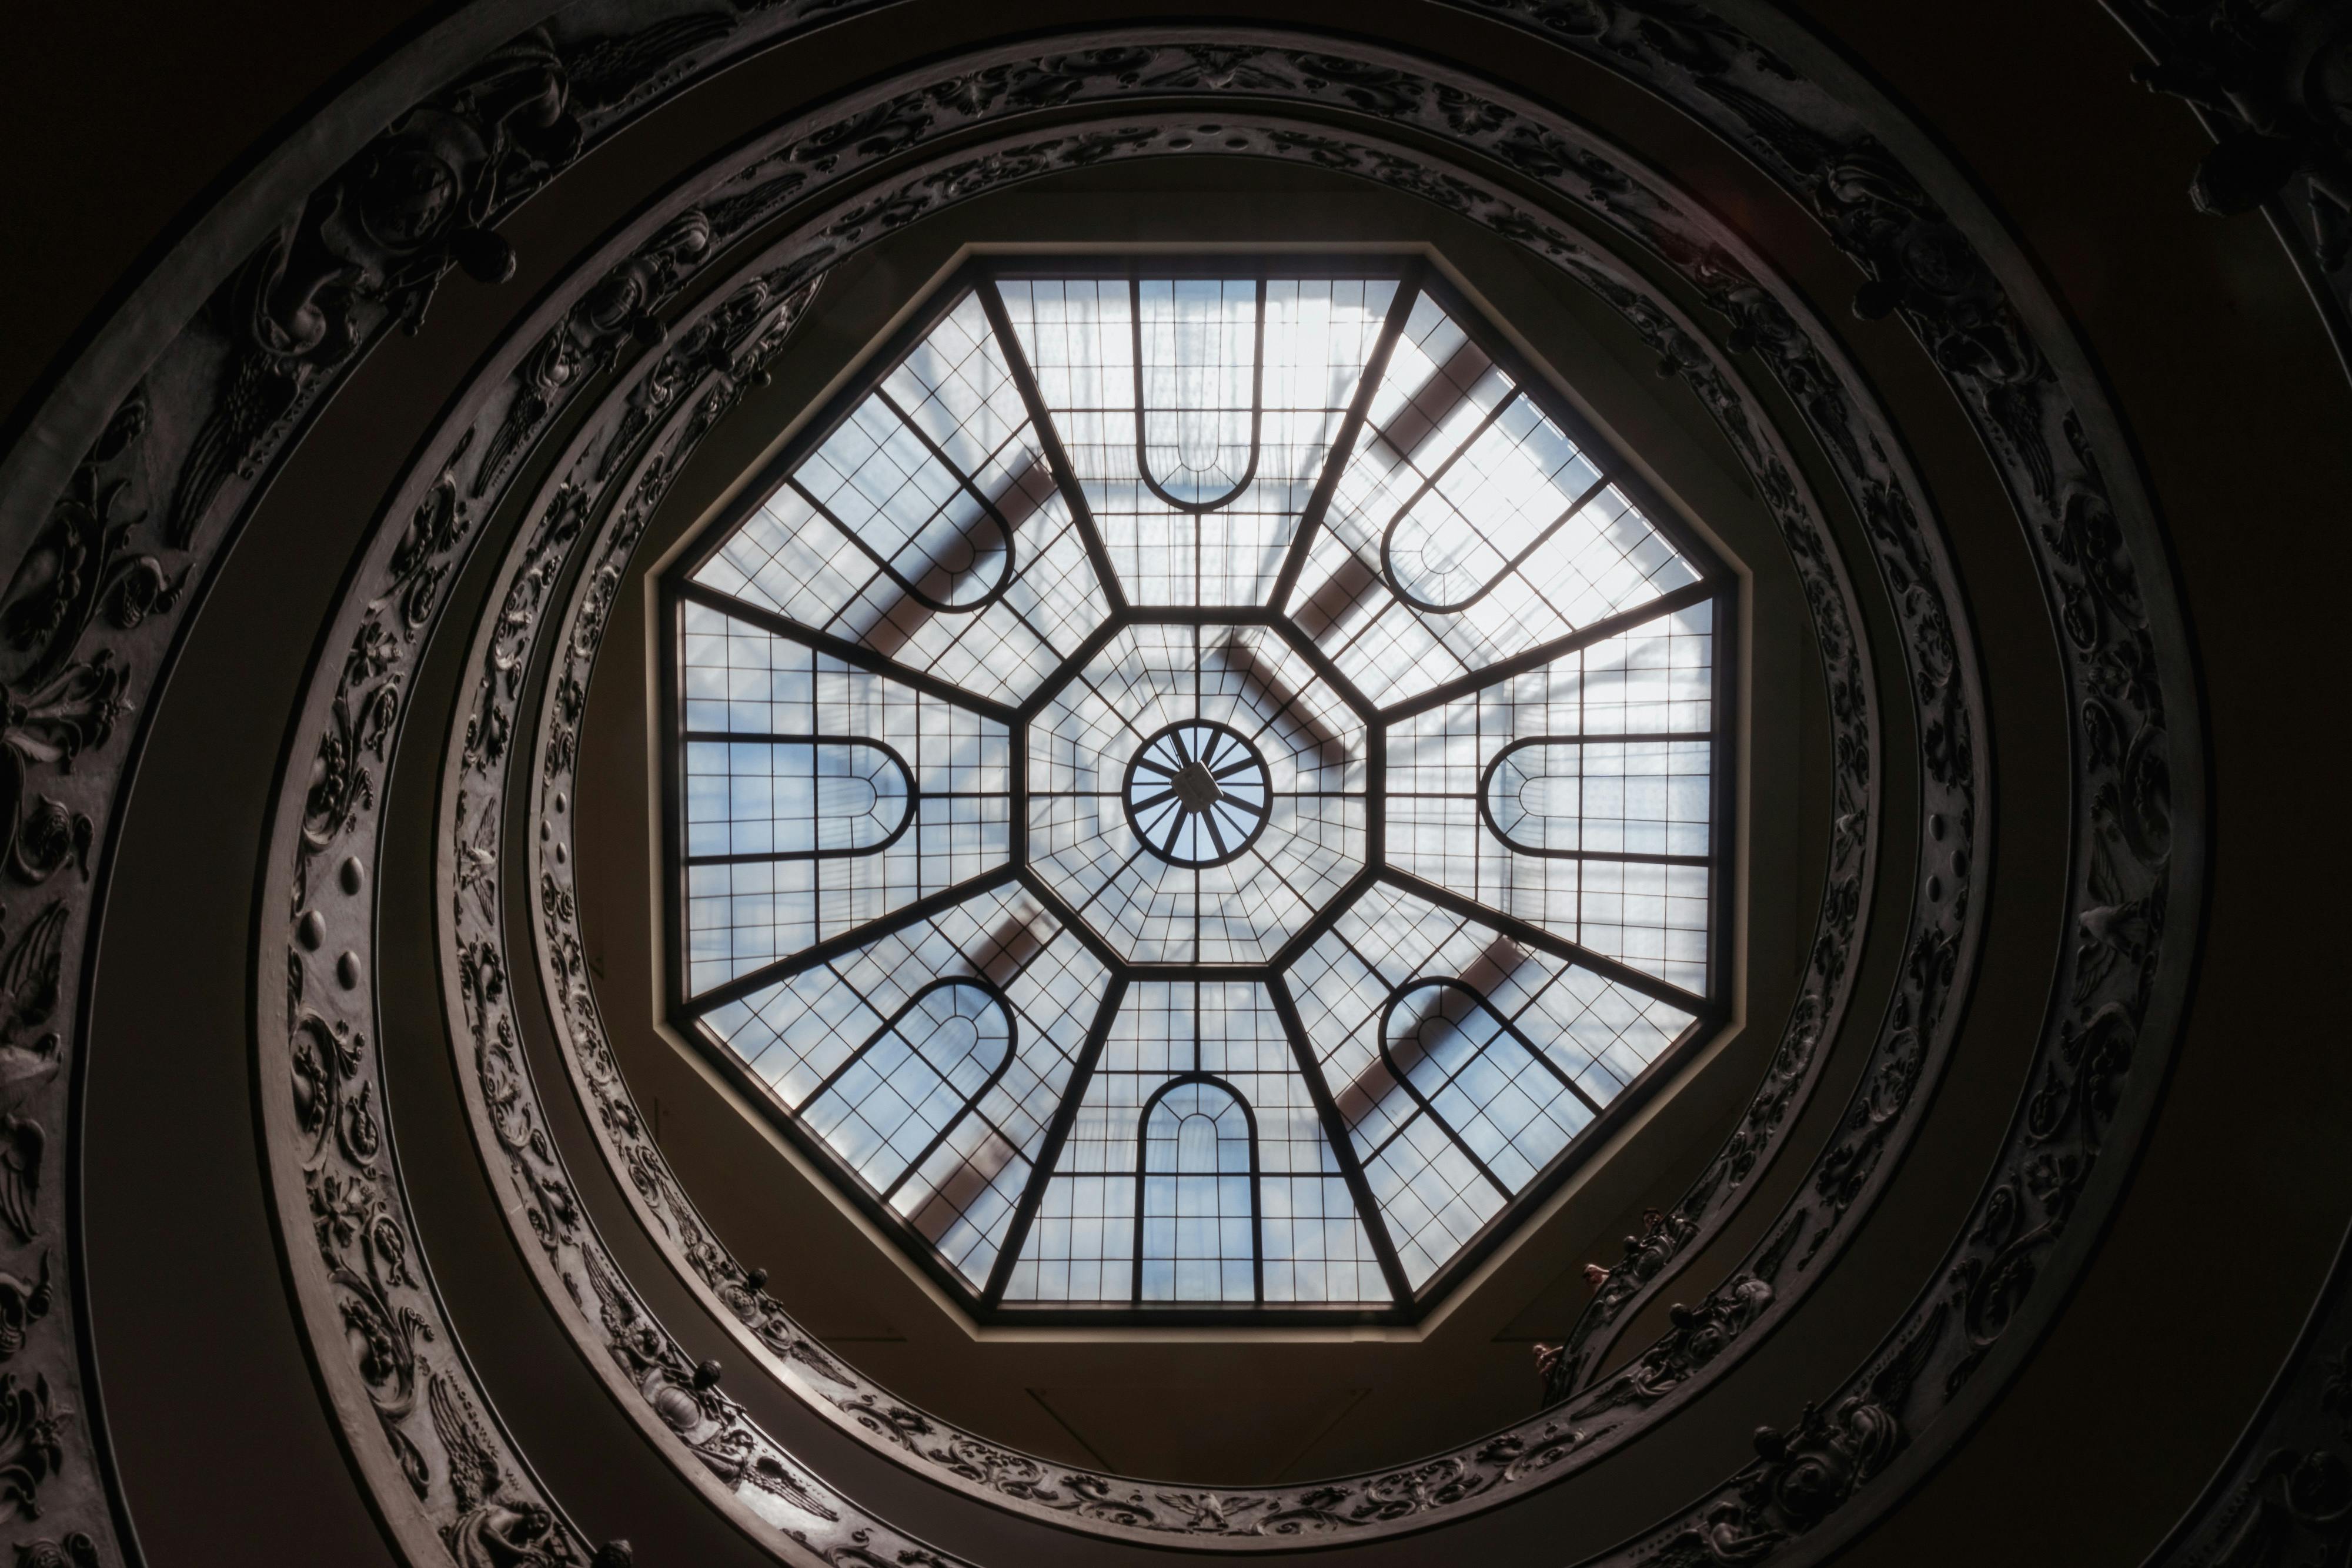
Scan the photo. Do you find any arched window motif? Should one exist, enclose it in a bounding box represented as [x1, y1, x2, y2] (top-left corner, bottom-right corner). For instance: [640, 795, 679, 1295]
[1480, 735, 1712, 861]
[1379, 389, 1616, 614]
[784, 292, 1018, 613]
[995, 272, 1399, 607]
[1357, 980, 1606, 1285]
[798, 979, 1016, 1201]
[682, 736, 913, 860]
[1137, 1075, 1260, 1303]
[1135, 277, 1262, 511]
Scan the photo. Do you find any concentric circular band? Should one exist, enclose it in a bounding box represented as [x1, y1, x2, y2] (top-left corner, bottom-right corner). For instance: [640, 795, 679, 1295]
[101, 18, 2192, 1568]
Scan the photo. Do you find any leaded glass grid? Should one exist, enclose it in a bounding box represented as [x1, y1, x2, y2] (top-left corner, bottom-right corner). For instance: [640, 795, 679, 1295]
[663, 257, 1735, 1323]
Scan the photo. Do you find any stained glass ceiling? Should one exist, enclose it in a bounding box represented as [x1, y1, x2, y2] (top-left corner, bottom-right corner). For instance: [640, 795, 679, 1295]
[668, 259, 1730, 1320]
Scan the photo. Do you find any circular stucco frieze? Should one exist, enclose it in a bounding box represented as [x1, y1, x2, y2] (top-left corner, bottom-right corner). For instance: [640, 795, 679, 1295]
[129, 18, 2192, 1568]
[0, 0, 2232, 1554]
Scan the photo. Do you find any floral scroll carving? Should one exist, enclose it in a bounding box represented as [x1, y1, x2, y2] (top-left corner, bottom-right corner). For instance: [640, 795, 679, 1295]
[0, 1375, 65, 1523]
[465, 31, 1935, 1551]
[2109, 0, 2352, 266]
[0, 380, 169, 1532]
[9, 1536, 99, 1568]
[422, 248, 952, 1559]
[0, 1, 2204, 1565]
[0, 1, 1016, 1560]
[500, 22, 2185, 1564]
[169, 32, 583, 550]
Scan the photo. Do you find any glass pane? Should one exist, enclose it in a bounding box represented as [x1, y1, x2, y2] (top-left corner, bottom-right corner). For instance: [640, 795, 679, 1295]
[1025, 623, 1367, 965]
[1001, 981, 1385, 1305]
[1287, 881, 1696, 1286]
[699, 884, 1108, 1289]
[998, 276, 1396, 606]
[1288, 294, 1702, 707]
[1385, 598, 1716, 992]
[678, 601, 1010, 996]
[692, 291, 1111, 707]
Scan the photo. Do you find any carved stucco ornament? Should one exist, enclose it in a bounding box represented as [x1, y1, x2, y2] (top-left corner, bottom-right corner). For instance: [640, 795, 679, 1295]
[430, 44, 1912, 1552]
[8, 1536, 97, 1568]
[0, 1259, 52, 1366]
[257, 193, 906, 1560]
[0, 8, 771, 1549]
[546, 39, 2023, 1542]
[168, 32, 581, 549]
[275, 14, 2197, 1564]
[466, 19, 2193, 1568]
[0, 4, 2207, 1567]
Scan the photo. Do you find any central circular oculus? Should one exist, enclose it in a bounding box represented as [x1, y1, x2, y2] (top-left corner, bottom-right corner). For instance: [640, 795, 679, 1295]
[1122, 720, 1271, 867]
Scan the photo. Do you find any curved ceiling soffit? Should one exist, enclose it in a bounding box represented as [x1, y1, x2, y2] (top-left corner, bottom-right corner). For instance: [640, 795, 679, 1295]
[433, 91, 1883, 1563]
[2151, 1215, 2352, 1563]
[1, 9, 948, 1567]
[258, 15, 2154, 1568]
[0, 0, 907, 563]
[255, 249, 849, 1568]
[2101, 0, 2352, 383]
[423, 36, 1949, 1552]
[299, 12, 2183, 1564]
[263, 68, 1913, 1557]
[1563, 5, 2197, 1556]
[0, 11, 2200, 1568]
[2100, 5, 2352, 1562]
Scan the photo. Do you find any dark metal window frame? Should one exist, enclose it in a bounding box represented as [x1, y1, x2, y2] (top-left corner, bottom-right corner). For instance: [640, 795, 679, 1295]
[677, 732, 918, 864]
[658, 253, 1739, 1326]
[1131, 270, 1268, 513]
[1476, 733, 1716, 865]
[1370, 977, 1611, 1198]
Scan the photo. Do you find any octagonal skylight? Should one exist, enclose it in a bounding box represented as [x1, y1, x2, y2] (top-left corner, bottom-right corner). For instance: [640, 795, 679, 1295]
[666, 258, 1730, 1320]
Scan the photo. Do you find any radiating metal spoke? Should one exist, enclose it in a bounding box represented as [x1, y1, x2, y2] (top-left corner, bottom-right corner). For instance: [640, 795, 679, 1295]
[1122, 718, 1271, 869]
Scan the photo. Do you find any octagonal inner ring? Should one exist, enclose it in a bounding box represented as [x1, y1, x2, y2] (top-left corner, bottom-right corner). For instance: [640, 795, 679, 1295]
[1026, 618, 1370, 968]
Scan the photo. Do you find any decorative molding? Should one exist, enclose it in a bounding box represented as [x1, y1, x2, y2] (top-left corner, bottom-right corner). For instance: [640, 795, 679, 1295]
[252, 182, 930, 1564]
[261, 402, 603, 1563]
[0, 385, 165, 1549]
[1442, 2, 2199, 1559]
[426, 29, 1982, 1549]
[2146, 1234, 2352, 1566]
[483, 14, 2193, 1562]
[0, 5, 2200, 1568]
[0, 6, 886, 1560]
[164, 31, 580, 550]
[8, 1535, 98, 1568]
[2110, 6, 2352, 1550]
[434, 263, 944, 1560]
